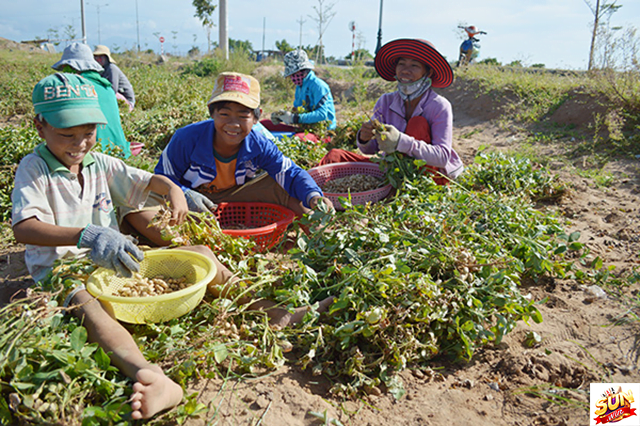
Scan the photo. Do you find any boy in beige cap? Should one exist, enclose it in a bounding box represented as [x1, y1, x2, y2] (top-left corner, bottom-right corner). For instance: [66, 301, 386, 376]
[154, 71, 333, 216]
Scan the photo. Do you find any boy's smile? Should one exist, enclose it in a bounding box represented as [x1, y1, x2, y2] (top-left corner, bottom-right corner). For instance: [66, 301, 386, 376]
[35, 118, 97, 172]
[212, 102, 258, 155]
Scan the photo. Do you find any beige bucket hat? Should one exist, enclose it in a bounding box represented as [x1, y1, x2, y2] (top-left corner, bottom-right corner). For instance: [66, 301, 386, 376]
[93, 45, 117, 64]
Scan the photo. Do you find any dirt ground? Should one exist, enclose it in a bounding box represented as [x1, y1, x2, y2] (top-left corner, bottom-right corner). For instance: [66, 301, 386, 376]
[2, 68, 640, 426]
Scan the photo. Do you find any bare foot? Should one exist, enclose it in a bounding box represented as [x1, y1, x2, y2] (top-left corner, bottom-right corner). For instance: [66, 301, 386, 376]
[130, 367, 184, 420]
[256, 296, 335, 329]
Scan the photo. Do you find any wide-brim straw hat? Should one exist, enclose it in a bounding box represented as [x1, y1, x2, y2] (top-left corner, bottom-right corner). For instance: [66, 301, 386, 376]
[93, 45, 117, 64]
[374, 39, 453, 88]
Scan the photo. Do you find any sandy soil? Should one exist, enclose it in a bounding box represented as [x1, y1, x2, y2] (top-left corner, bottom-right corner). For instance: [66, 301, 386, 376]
[2, 70, 640, 426]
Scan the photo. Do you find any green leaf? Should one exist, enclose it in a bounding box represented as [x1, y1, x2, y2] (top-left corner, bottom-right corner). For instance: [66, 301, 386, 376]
[530, 307, 543, 324]
[592, 257, 603, 270]
[0, 397, 13, 425]
[553, 245, 567, 255]
[212, 343, 228, 364]
[94, 347, 111, 371]
[70, 327, 88, 353]
[385, 374, 406, 400]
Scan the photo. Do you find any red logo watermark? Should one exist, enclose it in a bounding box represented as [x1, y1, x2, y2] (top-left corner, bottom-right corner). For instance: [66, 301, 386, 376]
[593, 386, 637, 425]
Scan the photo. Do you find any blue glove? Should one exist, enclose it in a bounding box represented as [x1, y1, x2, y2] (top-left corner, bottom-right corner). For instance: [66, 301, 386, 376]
[184, 189, 218, 213]
[78, 224, 144, 277]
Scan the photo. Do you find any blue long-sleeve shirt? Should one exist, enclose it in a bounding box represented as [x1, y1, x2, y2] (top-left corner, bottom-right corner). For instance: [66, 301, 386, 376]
[293, 70, 337, 130]
[155, 119, 322, 207]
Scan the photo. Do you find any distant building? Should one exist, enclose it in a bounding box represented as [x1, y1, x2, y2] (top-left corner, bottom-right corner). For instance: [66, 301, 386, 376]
[255, 50, 284, 62]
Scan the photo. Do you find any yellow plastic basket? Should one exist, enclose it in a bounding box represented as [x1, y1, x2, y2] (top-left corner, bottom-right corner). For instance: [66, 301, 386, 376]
[86, 249, 217, 324]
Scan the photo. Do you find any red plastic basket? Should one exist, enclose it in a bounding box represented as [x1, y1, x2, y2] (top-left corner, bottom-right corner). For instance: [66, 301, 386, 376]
[213, 202, 295, 251]
[307, 162, 393, 210]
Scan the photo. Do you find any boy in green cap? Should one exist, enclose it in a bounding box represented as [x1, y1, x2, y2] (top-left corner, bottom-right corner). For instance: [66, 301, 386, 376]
[11, 72, 214, 419]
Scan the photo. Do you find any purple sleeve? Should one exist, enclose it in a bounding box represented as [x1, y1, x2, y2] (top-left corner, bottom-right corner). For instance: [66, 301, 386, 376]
[395, 97, 454, 168]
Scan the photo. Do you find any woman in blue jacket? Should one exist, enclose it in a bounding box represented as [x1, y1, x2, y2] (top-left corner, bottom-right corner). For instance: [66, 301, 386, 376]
[263, 50, 336, 143]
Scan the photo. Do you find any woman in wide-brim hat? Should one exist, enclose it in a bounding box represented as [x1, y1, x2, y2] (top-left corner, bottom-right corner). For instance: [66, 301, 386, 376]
[319, 38, 463, 185]
[93, 45, 136, 111]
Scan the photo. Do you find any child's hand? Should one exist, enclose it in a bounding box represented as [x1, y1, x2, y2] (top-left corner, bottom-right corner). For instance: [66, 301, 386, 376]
[166, 187, 189, 224]
[310, 196, 334, 212]
[78, 224, 144, 277]
[184, 189, 218, 214]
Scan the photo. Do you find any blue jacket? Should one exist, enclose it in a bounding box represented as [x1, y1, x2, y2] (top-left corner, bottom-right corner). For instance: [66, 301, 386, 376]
[293, 70, 337, 130]
[155, 120, 322, 207]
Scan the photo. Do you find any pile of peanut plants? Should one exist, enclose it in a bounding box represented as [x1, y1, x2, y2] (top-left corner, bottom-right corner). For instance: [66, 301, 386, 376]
[0, 152, 588, 425]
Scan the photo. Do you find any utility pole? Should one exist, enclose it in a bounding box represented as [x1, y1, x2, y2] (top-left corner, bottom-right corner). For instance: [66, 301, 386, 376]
[297, 15, 305, 49]
[262, 17, 266, 59]
[80, 0, 87, 44]
[90, 2, 109, 45]
[219, 0, 228, 59]
[135, 0, 140, 52]
[375, 0, 383, 54]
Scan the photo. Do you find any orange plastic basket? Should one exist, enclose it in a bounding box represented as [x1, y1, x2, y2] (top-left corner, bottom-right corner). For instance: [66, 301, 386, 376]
[307, 162, 393, 210]
[213, 202, 295, 251]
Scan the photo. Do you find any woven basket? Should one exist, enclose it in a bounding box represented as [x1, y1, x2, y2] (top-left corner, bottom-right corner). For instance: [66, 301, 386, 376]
[307, 162, 392, 210]
[214, 202, 295, 251]
[86, 249, 216, 324]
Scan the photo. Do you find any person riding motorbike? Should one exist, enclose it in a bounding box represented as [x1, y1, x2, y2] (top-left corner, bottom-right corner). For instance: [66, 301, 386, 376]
[458, 25, 487, 67]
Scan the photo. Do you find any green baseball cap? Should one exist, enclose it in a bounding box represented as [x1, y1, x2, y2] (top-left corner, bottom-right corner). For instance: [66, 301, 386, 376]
[32, 73, 107, 129]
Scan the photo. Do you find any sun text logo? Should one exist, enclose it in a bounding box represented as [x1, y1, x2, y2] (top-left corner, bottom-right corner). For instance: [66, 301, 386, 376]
[594, 387, 637, 425]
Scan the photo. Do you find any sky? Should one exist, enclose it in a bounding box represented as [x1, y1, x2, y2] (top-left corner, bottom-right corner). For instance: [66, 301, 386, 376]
[1, 0, 639, 70]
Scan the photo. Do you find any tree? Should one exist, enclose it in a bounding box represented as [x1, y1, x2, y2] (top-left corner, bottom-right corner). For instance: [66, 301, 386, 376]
[192, 0, 217, 54]
[584, 0, 622, 70]
[229, 39, 253, 54]
[345, 48, 372, 62]
[308, 0, 337, 64]
[63, 24, 76, 43]
[46, 28, 60, 46]
[171, 30, 179, 55]
[275, 39, 295, 54]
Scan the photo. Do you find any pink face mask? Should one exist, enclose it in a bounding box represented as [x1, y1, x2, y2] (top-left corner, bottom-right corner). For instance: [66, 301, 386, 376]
[289, 70, 307, 86]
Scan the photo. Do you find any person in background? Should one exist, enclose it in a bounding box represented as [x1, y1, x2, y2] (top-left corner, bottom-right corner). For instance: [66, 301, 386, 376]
[93, 44, 136, 112]
[262, 49, 336, 143]
[320, 39, 464, 185]
[52, 42, 131, 158]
